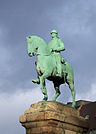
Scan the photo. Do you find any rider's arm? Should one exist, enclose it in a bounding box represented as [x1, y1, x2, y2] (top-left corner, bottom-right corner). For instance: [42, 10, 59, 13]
[56, 39, 65, 52]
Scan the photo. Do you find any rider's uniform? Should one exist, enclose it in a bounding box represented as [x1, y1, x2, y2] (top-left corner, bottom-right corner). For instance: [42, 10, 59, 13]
[48, 36, 65, 76]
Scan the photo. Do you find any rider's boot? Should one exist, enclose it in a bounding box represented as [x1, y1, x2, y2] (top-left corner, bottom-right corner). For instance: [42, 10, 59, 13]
[56, 72, 61, 77]
[32, 78, 40, 84]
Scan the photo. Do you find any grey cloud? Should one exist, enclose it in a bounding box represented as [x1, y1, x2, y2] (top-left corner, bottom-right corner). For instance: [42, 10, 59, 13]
[0, 0, 96, 95]
[0, 1, 96, 133]
[44, 0, 96, 94]
[0, 0, 66, 93]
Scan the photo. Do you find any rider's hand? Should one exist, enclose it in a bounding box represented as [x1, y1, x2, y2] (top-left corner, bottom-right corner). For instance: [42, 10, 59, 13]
[51, 48, 55, 52]
[51, 48, 57, 52]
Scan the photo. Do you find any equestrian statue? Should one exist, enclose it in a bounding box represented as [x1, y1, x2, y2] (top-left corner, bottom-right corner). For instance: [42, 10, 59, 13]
[26, 30, 76, 107]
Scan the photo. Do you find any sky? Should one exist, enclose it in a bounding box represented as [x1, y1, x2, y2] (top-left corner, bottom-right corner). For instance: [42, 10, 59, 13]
[0, 0, 96, 134]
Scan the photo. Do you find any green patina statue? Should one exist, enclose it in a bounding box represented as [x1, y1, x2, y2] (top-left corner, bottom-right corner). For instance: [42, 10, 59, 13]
[26, 30, 76, 107]
[48, 30, 65, 77]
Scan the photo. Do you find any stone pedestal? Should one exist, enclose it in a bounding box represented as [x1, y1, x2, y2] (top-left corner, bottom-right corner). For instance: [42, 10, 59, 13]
[19, 101, 89, 134]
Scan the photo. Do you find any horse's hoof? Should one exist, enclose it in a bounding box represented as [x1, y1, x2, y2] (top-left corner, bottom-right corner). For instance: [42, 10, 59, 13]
[42, 98, 47, 101]
[52, 100, 56, 102]
[72, 103, 76, 108]
[42, 99, 46, 101]
[32, 79, 40, 84]
[52, 98, 56, 101]
[52, 93, 59, 101]
[43, 96, 48, 101]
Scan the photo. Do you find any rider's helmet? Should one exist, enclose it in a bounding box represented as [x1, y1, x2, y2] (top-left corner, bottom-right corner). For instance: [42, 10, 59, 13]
[51, 29, 58, 34]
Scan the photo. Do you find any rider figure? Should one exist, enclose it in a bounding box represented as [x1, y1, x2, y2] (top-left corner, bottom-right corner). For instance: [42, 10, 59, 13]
[32, 30, 65, 83]
[48, 30, 65, 77]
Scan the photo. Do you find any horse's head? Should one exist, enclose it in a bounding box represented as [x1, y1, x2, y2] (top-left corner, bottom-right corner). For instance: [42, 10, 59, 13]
[26, 36, 37, 57]
[26, 35, 50, 57]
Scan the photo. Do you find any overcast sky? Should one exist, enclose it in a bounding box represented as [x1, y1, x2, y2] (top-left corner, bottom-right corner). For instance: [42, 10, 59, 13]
[0, 0, 96, 134]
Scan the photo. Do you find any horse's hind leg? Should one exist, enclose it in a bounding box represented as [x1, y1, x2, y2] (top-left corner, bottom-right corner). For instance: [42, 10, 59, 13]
[66, 78, 76, 107]
[52, 83, 60, 101]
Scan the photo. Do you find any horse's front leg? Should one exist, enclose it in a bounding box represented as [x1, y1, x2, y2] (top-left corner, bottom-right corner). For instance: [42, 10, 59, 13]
[32, 62, 40, 84]
[40, 73, 49, 101]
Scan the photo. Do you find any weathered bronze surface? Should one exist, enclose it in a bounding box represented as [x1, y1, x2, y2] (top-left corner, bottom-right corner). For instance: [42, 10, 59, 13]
[27, 30, 75, 107]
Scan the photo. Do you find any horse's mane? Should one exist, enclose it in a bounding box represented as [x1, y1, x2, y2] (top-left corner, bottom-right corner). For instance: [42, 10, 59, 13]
[27, 35, 47, 47]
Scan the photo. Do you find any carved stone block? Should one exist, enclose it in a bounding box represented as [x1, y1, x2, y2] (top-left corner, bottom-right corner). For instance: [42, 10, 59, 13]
[19, 101, 89, 134]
